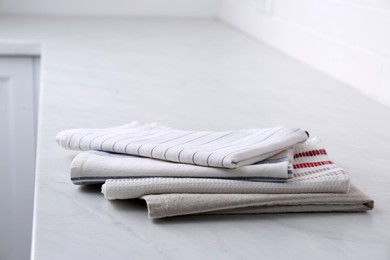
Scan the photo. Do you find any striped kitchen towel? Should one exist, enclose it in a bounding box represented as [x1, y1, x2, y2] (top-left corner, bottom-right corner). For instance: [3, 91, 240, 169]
[101, 137, 351, 199]
[70, 148, 293, 185]
[56, 122, 308, 168]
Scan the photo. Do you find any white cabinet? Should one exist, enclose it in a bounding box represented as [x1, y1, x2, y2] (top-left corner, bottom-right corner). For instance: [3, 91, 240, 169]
[0, 56, 39, 260]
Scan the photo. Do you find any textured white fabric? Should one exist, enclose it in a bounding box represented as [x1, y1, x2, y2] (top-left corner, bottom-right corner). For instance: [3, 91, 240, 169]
[142, 185, 373, 218]
[56, 121, 308, 168]
[102, 137, 351, 199]
[70, 149, 293, 185]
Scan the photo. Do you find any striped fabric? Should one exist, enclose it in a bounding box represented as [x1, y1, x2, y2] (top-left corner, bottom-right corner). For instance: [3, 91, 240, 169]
[56, 122, 309, 168]
[102, 137, 351, 199]
[70, 149, 293, 185]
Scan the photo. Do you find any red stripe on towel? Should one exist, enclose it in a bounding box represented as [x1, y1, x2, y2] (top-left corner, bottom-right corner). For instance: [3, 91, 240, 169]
[293, 161, 333, 169]
[294, 149, 327, 159]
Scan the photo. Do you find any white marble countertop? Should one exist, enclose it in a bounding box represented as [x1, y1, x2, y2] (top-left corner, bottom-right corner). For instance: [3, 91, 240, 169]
[1, 16, 389, 260]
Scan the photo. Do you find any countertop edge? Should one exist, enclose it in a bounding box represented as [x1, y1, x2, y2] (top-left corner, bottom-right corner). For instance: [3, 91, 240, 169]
[0, 41, 41, 56]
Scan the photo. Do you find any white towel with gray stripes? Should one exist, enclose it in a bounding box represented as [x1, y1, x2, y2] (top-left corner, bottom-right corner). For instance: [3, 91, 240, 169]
[56, 122, 308, 168]
[70, 149, 293, 185]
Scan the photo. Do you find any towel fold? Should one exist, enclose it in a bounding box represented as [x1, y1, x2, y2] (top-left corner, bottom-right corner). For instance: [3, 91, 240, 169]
[71, 149, 293, 185]
[56, 122, 308, 168]
[141, 185, 373, 218]
[101, 137, 351, 199]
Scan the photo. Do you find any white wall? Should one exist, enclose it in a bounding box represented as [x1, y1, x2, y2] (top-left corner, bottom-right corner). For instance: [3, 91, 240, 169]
[0, 0, 217, 17]
[217, 0, 390, 106]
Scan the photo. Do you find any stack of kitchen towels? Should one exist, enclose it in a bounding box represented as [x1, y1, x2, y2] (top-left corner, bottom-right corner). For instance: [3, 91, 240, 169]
[56, 122, 374, 218]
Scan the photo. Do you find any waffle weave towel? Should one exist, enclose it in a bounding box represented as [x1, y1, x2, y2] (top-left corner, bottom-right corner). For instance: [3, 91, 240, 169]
[141, 185, 373, 218]
[70, 149, 293, 185]
[101, 137, 351, 199]
[56, 122, 308, 168]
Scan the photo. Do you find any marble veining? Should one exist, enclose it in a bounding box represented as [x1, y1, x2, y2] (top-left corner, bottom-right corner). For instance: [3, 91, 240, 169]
[0, 16, 389, 260]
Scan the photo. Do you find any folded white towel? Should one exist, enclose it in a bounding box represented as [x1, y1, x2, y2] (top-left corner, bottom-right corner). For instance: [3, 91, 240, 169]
[70, 149, 293, 185]
[56, 122, 308, 168]
[102, 137, 351, 199]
